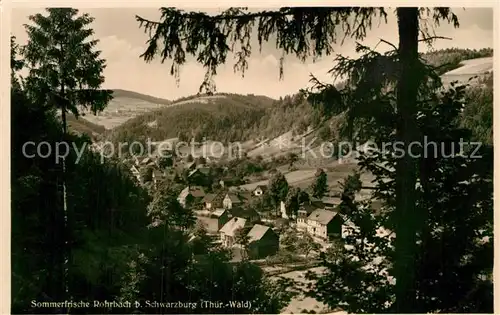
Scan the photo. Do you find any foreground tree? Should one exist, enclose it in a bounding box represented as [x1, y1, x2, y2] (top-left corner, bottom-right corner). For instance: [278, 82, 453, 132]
[23, 8, 113, 132]
[22, 8, 113, 304]
[306, 78, 493, 312]
[11, 82, 151, 313]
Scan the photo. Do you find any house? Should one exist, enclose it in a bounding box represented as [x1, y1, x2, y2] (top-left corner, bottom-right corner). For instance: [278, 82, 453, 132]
[195, 208, 230, 233]
[252, 185, 268, 196]
[306, 209, 343, 240]
[246, 224, 279, 259]
[321, 197, 341, 209]
[296, 203, 318, 231]
[133, 156, 140, 166]
[177, 186, 206, 208]
[223, 193, 243, 209]
[229, 207, 260, 223]
[202, 192, 224, 210]
[308, 197, 326, 208]
[141, 157, 152, 165]
[130, 165, 141, 182]
[188, 167, 210, 177]
[152, 169, 164, 186]
[220, 217, 248, 247]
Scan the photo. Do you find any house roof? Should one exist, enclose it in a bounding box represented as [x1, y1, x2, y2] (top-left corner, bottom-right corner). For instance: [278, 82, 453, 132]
[188, 167, 210, 177]
[247, 224, 274, 243]
[225, 193, 242, 203]
[253, 185, 268, 192]
[178, 186, 206, 200]
[230, 207, 259, 220]
[321, 197, 341, 207]
[190, 187, 206, 198]
[298, 203, 318, 214]
[211, 209, 226, 217]
[241, 191, 253, 200]
[203, 194, 215, 203]
[308, 209, 337, 225]
[220, 217, 247, 236]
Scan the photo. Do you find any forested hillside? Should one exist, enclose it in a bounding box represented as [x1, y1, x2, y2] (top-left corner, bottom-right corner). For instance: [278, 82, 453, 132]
[108, 93, 276, 143]
[421, 47, 492, 74]
[107, 47, 493, 145]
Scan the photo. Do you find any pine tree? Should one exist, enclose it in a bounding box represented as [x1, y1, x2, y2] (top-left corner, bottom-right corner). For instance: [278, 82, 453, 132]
[268, 171, 289, 216]
[22, 8, 112, 306]
[310, 168, 328, 199]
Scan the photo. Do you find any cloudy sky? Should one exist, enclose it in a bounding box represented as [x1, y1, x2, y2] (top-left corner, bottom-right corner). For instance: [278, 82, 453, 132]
[11, 7, 493, 100]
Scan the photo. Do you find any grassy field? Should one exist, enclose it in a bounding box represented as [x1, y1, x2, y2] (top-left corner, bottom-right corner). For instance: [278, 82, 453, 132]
[239, 159, 366, 192]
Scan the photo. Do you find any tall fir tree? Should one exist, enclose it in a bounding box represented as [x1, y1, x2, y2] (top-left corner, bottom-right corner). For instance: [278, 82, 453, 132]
[22, 8, 112, 306]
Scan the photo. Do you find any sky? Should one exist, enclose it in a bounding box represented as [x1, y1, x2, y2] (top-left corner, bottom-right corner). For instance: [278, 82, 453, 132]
[11, 7, 494, 100]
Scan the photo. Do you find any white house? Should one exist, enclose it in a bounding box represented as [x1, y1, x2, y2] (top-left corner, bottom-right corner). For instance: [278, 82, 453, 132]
[223, 193, 242, 209]
[252, 185, 268, 196]
[177, 186, 206, 208]
[152, 169, 164, 187]
[219, 217, 247, 247]
[296, 203, 317, 231]
[306, 209, 342, 240]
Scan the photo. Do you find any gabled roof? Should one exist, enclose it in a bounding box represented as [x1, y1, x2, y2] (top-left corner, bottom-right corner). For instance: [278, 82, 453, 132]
[247, 224, 275, 243]
[298, 203, 318, 214]
[178, 186, 205, 199]
[190, 187, 206, 198]
[230, 207, 259, 220]
[225, 193, 242, 203]
[239, 191, 253, 201]
[188, 167, 210, 177]
[308, 209, 337, 225]
[253, 185, 268, 192]
[220, 217, 247, 236]
[203, 194, 216, 203]
[211, 209, 226, 217]
[321, 197, 341, 207]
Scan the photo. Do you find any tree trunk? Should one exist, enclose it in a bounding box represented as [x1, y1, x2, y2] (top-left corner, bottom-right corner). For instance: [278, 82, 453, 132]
[394, 7, 420, 313]
[60, 83, 70, 314]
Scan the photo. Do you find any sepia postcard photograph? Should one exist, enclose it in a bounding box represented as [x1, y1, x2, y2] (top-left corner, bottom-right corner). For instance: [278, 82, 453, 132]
[9, 4, 495, 314]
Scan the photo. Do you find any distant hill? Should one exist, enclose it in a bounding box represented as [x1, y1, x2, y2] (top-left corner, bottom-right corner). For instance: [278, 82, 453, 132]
[65, 89, 171, 136]
[108, 93, 277, 144]
[70, 48, 493, 144]
[421, 47, 493, 75]
[67, 114, 106, 140]
[110, 89, 172, 106]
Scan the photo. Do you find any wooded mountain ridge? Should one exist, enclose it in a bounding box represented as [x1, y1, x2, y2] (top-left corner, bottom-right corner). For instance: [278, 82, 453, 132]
[68, 47, 493, 144]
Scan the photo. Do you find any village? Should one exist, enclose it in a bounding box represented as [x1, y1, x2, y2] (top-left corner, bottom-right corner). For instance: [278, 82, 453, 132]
[120, 137, 375, 266]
